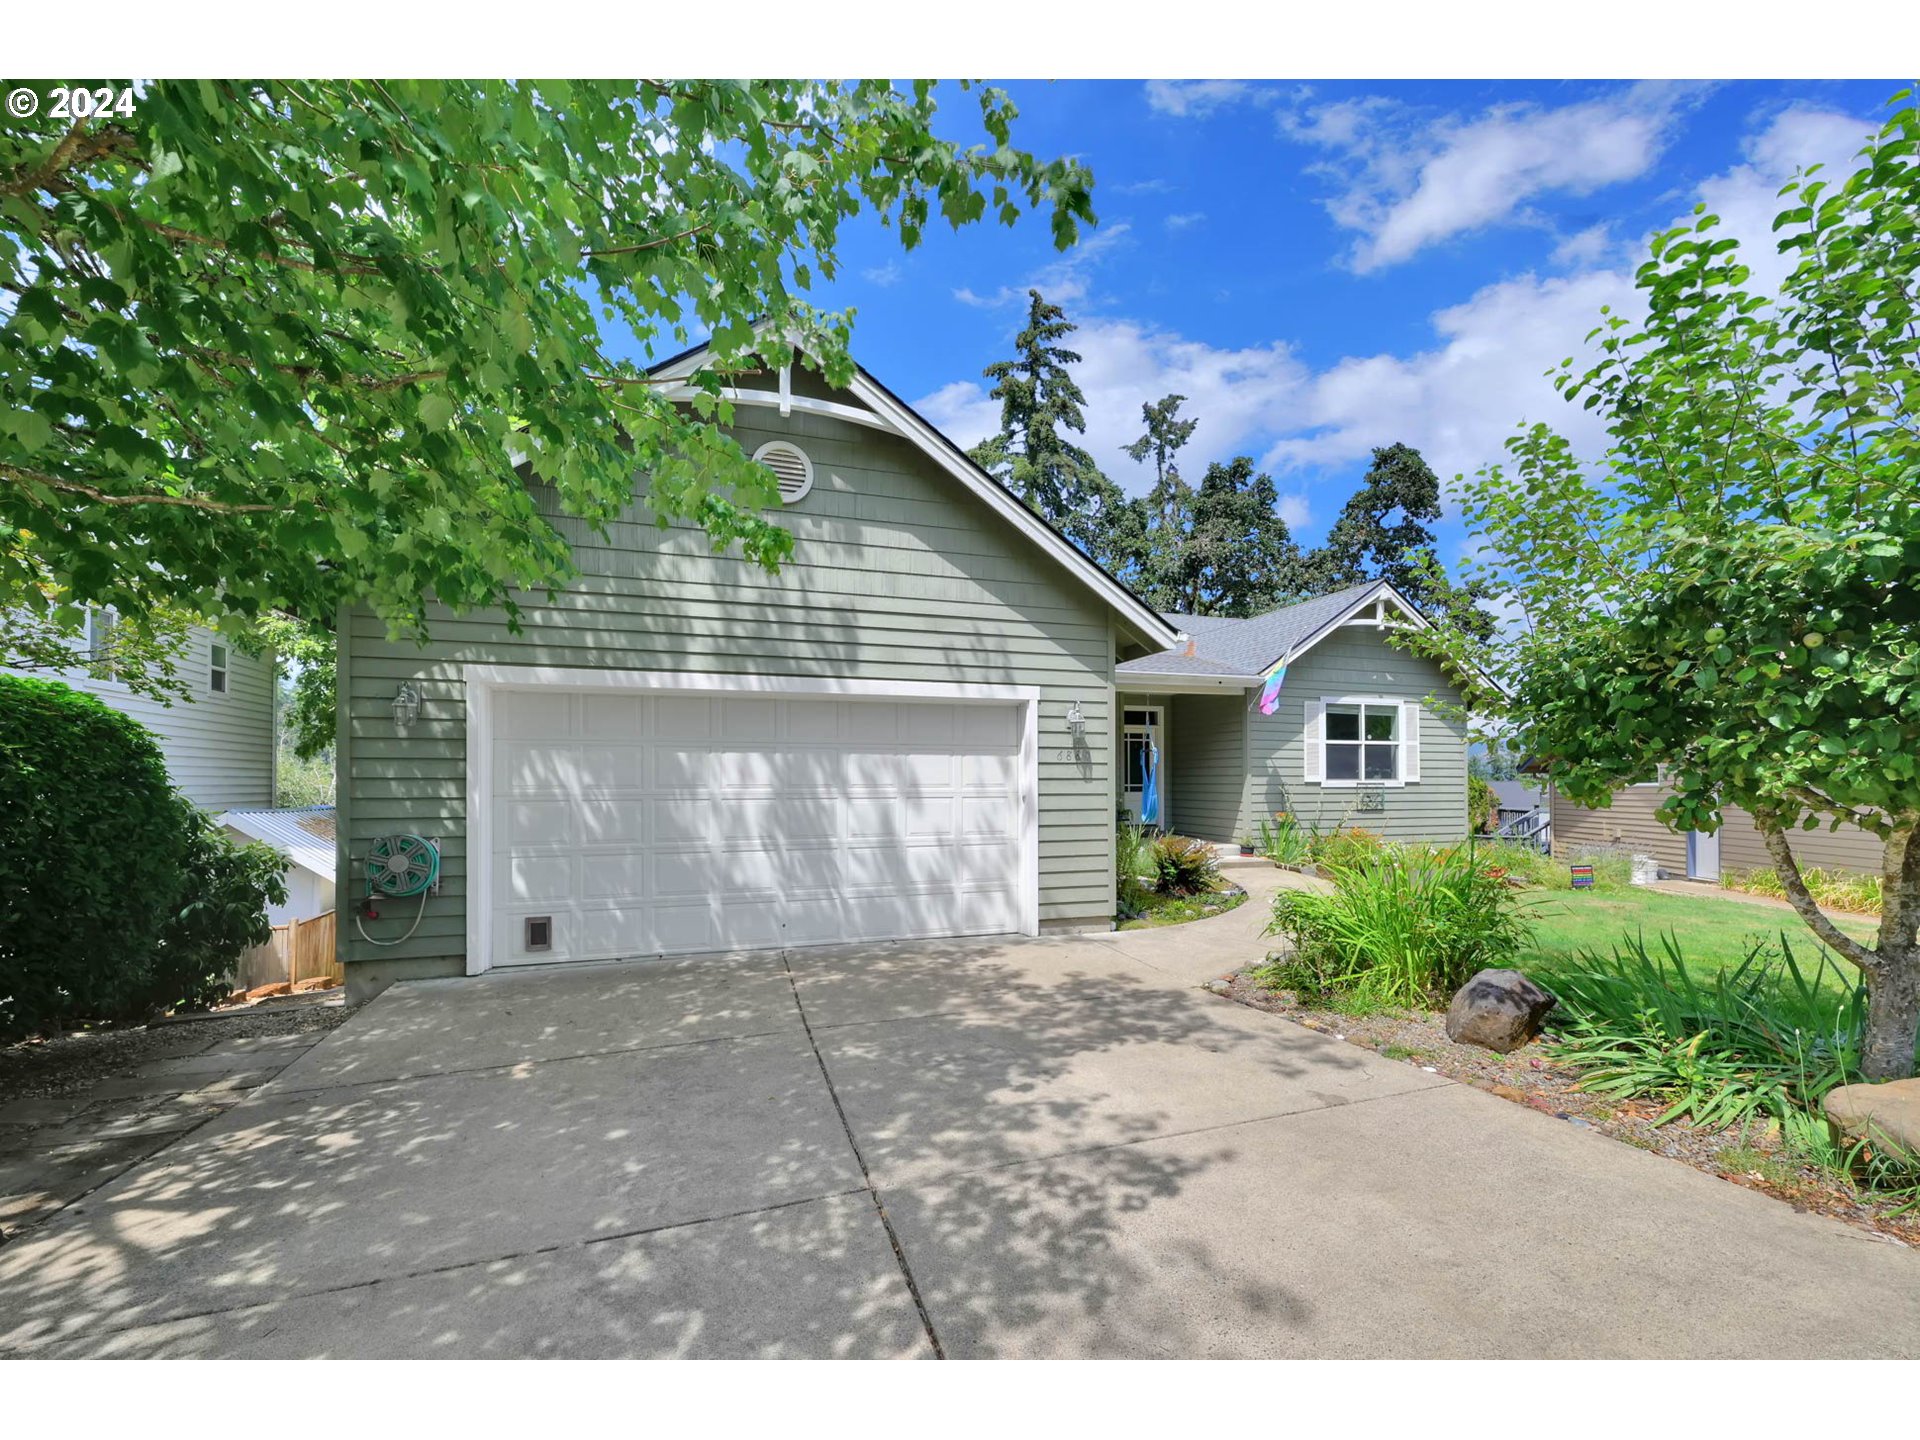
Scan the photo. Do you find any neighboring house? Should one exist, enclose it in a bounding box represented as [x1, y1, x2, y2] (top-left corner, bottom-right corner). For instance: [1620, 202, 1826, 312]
[334, 346, 1470, 997]
[1117, 582, 1472, 843]
[1551, 782, 1884, 882]
[219, 807, 338, 924]
[1, 616, 275, 810]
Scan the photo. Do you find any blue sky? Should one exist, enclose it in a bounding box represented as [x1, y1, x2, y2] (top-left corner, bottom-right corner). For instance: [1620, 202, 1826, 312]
[733, 78, 1901, 567]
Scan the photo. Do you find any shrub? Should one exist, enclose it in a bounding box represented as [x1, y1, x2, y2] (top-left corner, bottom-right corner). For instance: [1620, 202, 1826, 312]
[0, 677, 191, 1036]
[1468, 774, 1499, 834]
[149, 804, 288, 1015]
[1310, 826, 1384, 872]
[1262, 844, 1533, 1008]
[1152, 834, 1221, 897]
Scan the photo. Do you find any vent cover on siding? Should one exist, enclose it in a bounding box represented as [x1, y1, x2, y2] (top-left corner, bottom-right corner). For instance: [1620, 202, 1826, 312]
[753, 440, 814, 504]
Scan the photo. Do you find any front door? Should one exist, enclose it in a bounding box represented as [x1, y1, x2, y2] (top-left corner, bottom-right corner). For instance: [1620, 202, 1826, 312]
[1121, 706, 1165, 826]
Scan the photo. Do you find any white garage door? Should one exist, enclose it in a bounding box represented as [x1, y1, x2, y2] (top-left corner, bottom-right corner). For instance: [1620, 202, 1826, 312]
[487, 688, 1029, 966]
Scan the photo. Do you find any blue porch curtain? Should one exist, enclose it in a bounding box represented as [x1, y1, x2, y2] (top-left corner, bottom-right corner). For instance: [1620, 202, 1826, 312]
[1141, 738, 1162, 826]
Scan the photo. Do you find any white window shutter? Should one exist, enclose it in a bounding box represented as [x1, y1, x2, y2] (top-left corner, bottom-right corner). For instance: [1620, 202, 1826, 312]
[1303, 699, 1325, 784]
[1402, 702, 1421, 783]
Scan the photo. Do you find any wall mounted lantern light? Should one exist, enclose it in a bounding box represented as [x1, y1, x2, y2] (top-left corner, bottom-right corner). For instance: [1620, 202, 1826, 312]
[1066, 700, 1087, 739]
[392, 681, 421, 730]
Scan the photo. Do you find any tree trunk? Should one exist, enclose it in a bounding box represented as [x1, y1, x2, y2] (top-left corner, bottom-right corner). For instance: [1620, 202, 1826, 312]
[1864, 822, 1920, 1082]
[1862, 954, 1920, 1082]
[1758, 814, 1920, 1081]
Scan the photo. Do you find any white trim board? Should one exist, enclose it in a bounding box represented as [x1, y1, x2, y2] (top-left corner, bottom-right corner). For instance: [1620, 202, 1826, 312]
[463, 665, 1043, 975]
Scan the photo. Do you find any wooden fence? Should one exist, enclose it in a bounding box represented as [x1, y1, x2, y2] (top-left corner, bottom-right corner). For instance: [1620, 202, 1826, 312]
[234, 910, 341, 990]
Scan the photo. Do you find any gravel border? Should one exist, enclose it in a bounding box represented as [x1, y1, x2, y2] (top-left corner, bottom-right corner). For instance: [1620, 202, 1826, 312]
[0, 1002, 350, 1106]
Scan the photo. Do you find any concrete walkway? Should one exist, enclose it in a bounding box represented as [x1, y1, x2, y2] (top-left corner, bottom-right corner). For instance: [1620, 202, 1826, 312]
[1, 874, 1914, 1359]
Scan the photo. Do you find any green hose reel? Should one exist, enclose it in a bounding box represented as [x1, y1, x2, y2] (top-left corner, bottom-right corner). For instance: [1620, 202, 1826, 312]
[364, 833, 440, 899]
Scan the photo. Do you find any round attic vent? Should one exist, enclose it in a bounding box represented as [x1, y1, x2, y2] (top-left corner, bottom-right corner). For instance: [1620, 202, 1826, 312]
[753, 440, 814, 505]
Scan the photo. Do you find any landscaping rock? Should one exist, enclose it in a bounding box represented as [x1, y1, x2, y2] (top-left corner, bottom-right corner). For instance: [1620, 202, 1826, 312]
[1822, 1079, 1920, 1158]
[1444, 969, 1557, 1054]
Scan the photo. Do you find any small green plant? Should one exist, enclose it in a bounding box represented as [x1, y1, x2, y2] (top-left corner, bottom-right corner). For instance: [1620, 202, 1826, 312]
[1115, 823, 1156, 916]
[1152, 834, 1221, 898]
[150, 804, 290, 1015]
[1263, 843, 1533, 1008]
[1258, 812, 1312, 866]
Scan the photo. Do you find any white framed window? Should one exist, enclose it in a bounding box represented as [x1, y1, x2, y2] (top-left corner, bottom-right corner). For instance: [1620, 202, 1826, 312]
[209, 642, 229, 695]
[1304, 697, 1421, 787]
[753, 440, 814, 505]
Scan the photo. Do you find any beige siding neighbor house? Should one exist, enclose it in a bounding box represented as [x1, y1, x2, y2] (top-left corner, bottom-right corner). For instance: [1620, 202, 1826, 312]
[334, 346, 1474, 998]
[1551, 783, 1884, 881]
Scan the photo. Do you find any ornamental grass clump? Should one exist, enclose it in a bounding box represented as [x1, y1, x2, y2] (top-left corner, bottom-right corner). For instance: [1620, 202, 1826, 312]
[1536, 933, 1920, 1205]
[1261, 844, 1532, 1008]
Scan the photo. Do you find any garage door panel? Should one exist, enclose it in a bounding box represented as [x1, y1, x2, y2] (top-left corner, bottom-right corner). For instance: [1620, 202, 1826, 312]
[845, 703, 898, 744]
[708, 796, 839, 841]
[575, 800, 648, 846]
[497, 690, 575, 740]
[963, 752, 1019, 789]
[904, 796, 958, 838]
[958, 841, 1020, 885]
[719, 697, 780, 741]
[502, 799, 574, 848]
[960, 705, 1019, 748]
[503, 854, 574, 903]
[900, 705, 957, 746]
[843, 843, 946, 890]
[580, 852, 650, 900]
[581, 693, 647, 738]
[652, 695, 712, 739]
[962, 795, 1019, 839]
[489, 687, 1028, 964]
[782, 699, 842, 742]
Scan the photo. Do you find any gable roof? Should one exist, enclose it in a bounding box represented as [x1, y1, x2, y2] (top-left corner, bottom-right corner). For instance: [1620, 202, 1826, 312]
[1123, 579, 1509, 699]
[647, 339, 1180, 651]
[1121, 581, 1388, 683]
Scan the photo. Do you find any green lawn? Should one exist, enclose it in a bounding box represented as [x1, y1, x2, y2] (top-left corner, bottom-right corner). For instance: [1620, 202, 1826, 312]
[1516, 886, 1878, 980]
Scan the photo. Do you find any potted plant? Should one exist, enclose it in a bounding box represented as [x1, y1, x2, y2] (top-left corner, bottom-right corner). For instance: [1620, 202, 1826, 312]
[1236, 834, 1257, 857]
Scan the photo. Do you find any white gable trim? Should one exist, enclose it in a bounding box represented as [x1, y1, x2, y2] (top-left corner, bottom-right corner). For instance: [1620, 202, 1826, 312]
[649, 340, 1179, 651]
[1264, 581, 1507, 699]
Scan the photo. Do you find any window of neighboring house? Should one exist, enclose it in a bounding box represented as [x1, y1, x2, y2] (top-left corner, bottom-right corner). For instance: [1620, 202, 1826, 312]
[83, 607, 120, 680]
[1325, 701, 1399, 783]
[209, 642, 229, 695]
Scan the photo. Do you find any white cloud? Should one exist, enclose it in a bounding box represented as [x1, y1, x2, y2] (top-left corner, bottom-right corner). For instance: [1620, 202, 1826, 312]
[1164, 211, 1206, 231]
[951, 221, 1134, 309]
[1143, 80, 1269, 119]
[861, 261, 902, 287]
[1286, 83, 1701, 272]
[918, 318, 1307, 492]
[1550, 224, 1615, 269]
[921, 103, 1882, 537]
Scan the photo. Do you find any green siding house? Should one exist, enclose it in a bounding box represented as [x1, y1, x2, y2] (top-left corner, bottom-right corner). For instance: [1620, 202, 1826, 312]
[335, 345, 1470, 997]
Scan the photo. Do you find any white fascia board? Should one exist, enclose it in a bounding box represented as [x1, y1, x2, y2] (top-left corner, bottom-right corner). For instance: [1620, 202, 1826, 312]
[1114, 671, 1260, 695]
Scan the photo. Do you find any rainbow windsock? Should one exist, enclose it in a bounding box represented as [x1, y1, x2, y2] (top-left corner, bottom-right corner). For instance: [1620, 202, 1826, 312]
[1258, 661, 1287, 715]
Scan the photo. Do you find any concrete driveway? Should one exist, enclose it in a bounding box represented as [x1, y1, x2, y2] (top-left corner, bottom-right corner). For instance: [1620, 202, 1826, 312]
[3, 873, 1916, 1359]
